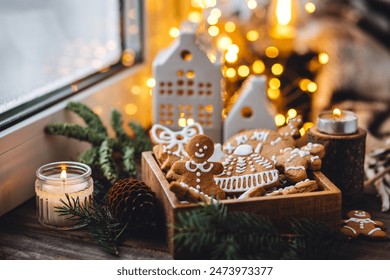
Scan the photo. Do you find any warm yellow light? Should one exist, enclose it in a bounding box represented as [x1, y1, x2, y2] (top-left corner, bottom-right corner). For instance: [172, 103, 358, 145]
[207, 15, 218, 25]
[93, 106, 102, 115]
[305, 2, 316, 14]
[287, 108, 297, 118]
[276, 0, 292, 25]
[205, 105, 214, 112]
[238, 65, 250, 77]
[275, 114, 286, 126]
[227, 44, 239, 54]
[265, 46, 279, 58]
[217, 36, 232, 50]
[318, 52, 329, 64]
[60, 169, 67, 179]
[271, 63, 284, 75]
[225, 52, 238, 63]
[224, 22, 236, 33]
[333, 108, 342, 118]
[188, 11, 201, 22]
[208, 26, 219, 37]
[225, 68, 236, 78]
[146, 78, 156, 88]
[131, 85, 141, 95]
[303, 122, 314, 130]
[247, 0, 257, 9]
[246, 30, 259, 41]
[169, 27, 180, 38]
[122, 49, 135, 67]
[307, 82, 317, 92]
[125, 103, 138, 115]
[187, 118, 195, 125]
[210, 8, 222, 18]
[269, 78, 281, 89]
[299, 127, 306, 136]
[252, 60, 265, 74]
[178, 118, 187, 127]
[194, 0, 216, 8]
[299, 79, 311, 91]
[267, 88, 280, 100]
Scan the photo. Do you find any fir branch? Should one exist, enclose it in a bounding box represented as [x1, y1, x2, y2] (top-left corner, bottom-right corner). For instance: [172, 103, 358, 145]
[56, 194, 126, 256]
[78, 147, 100, 166]
[122, 145, 137, 177]
[66, 102, 107, 136]
[110, 110, 128, 143]
[128, 121, 152, 156]
[45, 123, 106, 146]
[174, 203, 349, 260]
[99, 139, 118, 184]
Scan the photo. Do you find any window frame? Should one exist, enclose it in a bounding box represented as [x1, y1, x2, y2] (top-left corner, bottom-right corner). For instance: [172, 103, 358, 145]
[0, 0, 144, 131]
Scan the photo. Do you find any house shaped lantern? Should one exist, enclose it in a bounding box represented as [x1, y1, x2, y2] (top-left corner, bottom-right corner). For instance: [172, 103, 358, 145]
[152, 21, 223, 143]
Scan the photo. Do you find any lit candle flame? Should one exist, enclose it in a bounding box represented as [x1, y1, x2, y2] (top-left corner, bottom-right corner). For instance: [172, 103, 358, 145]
[60, 169, 67, 179]
[276, 0, 292, 25]
[333, 108, 342, 118]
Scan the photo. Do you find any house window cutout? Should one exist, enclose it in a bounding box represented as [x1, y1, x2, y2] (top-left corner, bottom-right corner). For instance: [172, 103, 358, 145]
[180, 50, 192, 61]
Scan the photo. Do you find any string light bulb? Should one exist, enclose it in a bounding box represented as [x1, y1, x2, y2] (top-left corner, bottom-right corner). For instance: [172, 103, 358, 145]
[275, 114, 286, 126]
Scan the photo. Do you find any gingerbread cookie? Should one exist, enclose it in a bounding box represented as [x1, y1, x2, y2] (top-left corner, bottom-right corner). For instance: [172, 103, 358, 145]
[215, 144, 279, 195]
[276, 143, 325, 183]
[341, 210, 387, 239]
[266, 179, 318, 196]
[169, 182, 216, 204]
[222, 129, 295, 159]
[150, 123, 203, 172]
[278, 115, 303, 139]
[167, 134, 226, 199]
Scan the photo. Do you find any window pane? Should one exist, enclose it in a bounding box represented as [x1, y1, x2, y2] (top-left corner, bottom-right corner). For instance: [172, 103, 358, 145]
[0, 0, 121, 115]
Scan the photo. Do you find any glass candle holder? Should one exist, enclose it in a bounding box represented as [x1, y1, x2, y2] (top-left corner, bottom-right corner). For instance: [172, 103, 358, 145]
[35, 161, 93, 230]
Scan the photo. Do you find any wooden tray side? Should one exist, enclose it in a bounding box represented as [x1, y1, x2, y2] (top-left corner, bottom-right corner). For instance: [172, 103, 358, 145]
[141, 151, 342, 258]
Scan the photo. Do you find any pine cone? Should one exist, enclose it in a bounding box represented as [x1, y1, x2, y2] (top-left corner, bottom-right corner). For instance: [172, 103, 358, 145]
[107, 178, 160, 229]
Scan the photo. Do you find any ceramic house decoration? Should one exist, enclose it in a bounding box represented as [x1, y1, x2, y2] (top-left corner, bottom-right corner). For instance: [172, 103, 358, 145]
[223, 75, 276, 141]
[152, 21, 223, 143]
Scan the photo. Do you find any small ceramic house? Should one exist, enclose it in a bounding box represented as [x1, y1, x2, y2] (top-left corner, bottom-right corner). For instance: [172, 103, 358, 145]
[223, 75, 275, 141]
[152, 21, 223, 142]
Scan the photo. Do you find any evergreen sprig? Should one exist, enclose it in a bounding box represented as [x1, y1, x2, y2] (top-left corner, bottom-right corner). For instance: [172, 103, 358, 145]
[56, 194, 127, 256]
[174, 203, 349, 260]
[45, 102, 152, 194]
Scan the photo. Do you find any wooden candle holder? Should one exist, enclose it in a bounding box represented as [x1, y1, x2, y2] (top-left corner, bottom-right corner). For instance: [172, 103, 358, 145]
[307, 127, 366, 205]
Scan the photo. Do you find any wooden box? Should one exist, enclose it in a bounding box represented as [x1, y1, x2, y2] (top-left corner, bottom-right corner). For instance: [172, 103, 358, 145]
[141, 151, 341, 258]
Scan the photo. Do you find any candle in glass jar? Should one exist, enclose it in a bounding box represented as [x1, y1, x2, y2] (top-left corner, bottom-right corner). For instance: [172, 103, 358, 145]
[35, 161, 93, 230]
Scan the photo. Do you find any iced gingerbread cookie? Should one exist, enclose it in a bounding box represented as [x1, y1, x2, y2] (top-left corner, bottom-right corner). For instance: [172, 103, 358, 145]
[215, 144, 279, 196]
[222, 129, 295, 159]
[278, 115, 303, 139]
[169, 182, 216, 204]
[266, 179, 318, 196]
[167, 134, 225, 199]
[150, 123, 203, 172]
[276, 143, 325, 183]
[341, 210, 387, 239]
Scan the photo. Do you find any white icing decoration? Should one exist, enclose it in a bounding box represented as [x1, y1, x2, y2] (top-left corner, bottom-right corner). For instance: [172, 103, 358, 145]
[223, 143, 236, 154]
[185, 161, 214, 173]
[342, 226, 357, 235]
[196, 179, 201, 183]
[254, 143, 262, 153]
[310, 156, 320, 162]
[196, 143, 199, 147]
[368, 228, 381, 236]
[204, 146, 207, 149]
[286, 166, 305, 171]
[196, 172, 201, 176]
[150, 123, 203, 157]
[233, 144, 253, 156]
[196, 185, 200, 189]
[270, 137, 281, 146]
[250, 131, 270, 141]
[195, 152, 205, 158]
[235, 135, 248, 145]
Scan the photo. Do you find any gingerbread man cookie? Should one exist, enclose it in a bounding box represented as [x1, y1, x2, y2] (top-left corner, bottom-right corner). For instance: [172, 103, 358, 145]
[169, 182, 216, 204]
[341, 210, 387, 239]
[167, 134, 225, 199]
[150, 123, 203, 172]
[275, 143, 325, 183]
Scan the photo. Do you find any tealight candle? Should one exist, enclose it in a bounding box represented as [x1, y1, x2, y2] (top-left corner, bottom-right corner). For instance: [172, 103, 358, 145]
[317, 109, 358, 135]
[308, 108, 366, 205]
[35, 161, 93, 230]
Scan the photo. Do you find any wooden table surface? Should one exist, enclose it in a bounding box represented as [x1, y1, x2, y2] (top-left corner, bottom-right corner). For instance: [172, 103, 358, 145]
[1, 194, 390, 260]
